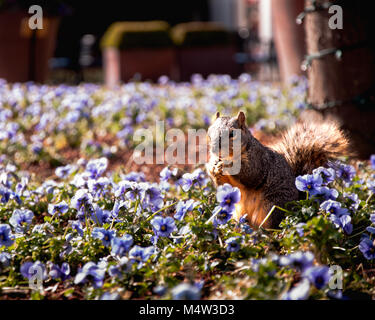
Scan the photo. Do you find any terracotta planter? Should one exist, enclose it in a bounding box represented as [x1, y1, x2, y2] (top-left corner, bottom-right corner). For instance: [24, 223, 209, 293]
[0, 11, 60, 83]
[119, 47, 176, 82]
[176, 45, 241, 81]
[103, 47, 176, 86]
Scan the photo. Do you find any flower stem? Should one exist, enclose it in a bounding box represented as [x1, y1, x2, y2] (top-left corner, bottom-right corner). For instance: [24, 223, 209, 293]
[145, 201, 178, 222]
[260, 205, 291, 229]
[259, 205, 276, 229]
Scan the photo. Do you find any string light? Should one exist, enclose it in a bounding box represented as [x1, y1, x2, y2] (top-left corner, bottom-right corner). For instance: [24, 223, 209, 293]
[301, 41, 368, 71]
[296, 0, 339, 24]
[306, 85, 375, 111]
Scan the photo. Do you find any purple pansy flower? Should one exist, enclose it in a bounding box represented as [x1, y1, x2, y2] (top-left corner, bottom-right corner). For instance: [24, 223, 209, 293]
[305, 266, 331, 289]
[92, 227, 116, 247]
[216, 183, 241, 212]
[174, 199, 197, 221]
[9, 209, 34, 233]
[225, 237, 241, 252]
[359, 238, 375, 260]
[150, 216, 176, 237]
[0, 224, 14, 247]
[111, 234, 133, 256]
[48, 262, 71, 281]
[74, 261, 106, 288]
[295, 173, 323, 195]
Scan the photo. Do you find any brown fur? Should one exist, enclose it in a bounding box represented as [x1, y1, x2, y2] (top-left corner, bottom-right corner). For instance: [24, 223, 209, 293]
[206, 111, 350, 229]
[270, 117, 351, 176]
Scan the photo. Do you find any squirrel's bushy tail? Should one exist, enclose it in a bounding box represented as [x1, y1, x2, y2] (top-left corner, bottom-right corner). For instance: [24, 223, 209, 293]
[270, 115, 351, 177]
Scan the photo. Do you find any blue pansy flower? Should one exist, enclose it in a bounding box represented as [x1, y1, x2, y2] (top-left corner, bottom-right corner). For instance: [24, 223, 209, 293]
[370, 154, 375, 170]
[313, 167, 336, 185]
[140, 183, 164, 211]
[334, 162, 356, 184]
[295, 223, 306, 237]
[55, 164, 76, 179]
[9, 209, 34, 233]
[90, 205, 112, 226]
[122, 171, 146, 182]
[282, 279, 310, 300]
[171, 283, 201, 300]
[108, 264, 122, 278]
[0, 252, 11, 271]
[20, 261, 47, 280]
[112, 199, 127, 217]
[279, 251, 314, 273]
[191, 168, 209, 188]
[211, 206, 233, 225]
[74, 261, 106, 288]
[295, 173, 323, 195]
[71, 220, 84, 237]
[160, 167, 177, 182]
[85, 157, 108, 179]
[100, 292, 121, 300]
[153, 285, 167, 296]
[225, 237, 241, 252]
[305, 266, 331, 289]
[331, 214, 353, 234]
[216, 183, 241, 212]
[111, 234, 133, 256]
[359, 238, 375, 260]
[367, 179, 375, 193]
[320, 200, 349, 216]
[87, 177, 110, 198]
[48, 262, 71, 281]
[92, 227, 116, 247]
[178, 173, 194, 192]
[238, 215, 253, 234]
[318, 187, 339, 200]
[129, 245, 155, 268]
[344, 192, 360, 210]
[321, 200, 352, 234]
[114, 180, 135, 198]
[0, 224, 14, 247]
[108, 257, 131, 278]
[0, 186, 21, 204]
[150, 216, 176, 237]
[48, 201, 69, 216]
[71, 189, 93, 213]
[174, 199, 197, 221]
[15, 177, 28, 196]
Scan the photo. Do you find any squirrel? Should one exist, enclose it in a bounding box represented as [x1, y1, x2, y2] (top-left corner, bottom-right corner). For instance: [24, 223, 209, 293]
[206, 110, 350, 229]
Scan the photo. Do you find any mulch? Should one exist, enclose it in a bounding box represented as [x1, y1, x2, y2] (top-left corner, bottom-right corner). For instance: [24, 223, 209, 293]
[18, 128, 276, 183]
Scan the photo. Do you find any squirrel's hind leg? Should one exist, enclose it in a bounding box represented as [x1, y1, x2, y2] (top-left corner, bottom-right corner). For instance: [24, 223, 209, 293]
[234, 188, 269, 229]
[224, 176, 269, 229]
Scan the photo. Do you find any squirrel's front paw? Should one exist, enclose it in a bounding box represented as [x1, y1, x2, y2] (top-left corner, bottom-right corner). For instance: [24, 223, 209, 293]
[213, 160, 224, 176]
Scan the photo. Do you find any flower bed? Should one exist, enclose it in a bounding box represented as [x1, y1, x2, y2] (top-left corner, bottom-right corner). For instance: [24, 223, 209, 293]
[0, 75, 374, 300]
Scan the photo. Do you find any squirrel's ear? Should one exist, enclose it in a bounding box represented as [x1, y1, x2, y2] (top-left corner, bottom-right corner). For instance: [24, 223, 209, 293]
[215, 112, 220, 119]
[237, 111, 246, 127]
